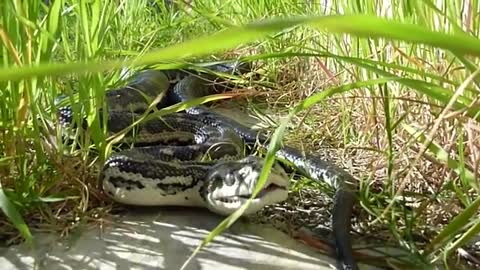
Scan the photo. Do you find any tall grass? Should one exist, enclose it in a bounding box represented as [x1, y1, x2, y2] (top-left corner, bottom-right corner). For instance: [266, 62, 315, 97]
[1, 0, 480, 268]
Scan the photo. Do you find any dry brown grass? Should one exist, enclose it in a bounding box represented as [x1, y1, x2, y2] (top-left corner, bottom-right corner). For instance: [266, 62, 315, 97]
[244, 55, 480, 268]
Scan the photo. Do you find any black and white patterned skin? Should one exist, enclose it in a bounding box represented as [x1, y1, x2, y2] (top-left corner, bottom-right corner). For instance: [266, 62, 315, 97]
[58, 62, 359, 270]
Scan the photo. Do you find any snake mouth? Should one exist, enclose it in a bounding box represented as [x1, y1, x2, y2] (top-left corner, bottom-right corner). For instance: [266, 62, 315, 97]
[217, 183, 287, 202]
[248, 183, 287, 199]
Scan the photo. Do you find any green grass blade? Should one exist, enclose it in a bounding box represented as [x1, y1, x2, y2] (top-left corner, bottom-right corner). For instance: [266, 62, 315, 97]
[402, 124, 477, 190]
[0, 187, 33, 247]
[2, 15, 480, 82]
[445, 218, 480, 258]
[424, 195, 480, 256]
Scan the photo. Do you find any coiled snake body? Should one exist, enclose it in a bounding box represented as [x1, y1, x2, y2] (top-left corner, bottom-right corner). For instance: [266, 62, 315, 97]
[58, 62, 359, 270]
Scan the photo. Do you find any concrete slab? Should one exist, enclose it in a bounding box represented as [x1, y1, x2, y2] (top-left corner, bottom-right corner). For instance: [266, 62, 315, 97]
[0, 207, 346, 270]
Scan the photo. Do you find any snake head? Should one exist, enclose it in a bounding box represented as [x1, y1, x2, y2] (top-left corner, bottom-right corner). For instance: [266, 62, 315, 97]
[202, 155, 289, 216]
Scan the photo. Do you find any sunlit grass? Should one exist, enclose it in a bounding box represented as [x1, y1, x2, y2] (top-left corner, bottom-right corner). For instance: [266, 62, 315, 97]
[1, 0, 480, 268]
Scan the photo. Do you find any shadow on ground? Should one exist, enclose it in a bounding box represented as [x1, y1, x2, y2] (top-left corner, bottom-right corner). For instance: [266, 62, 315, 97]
[0, 207, 346, 270]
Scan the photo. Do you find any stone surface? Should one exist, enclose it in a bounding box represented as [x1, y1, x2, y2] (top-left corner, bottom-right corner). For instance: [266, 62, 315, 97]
[0, 207, 350, 270]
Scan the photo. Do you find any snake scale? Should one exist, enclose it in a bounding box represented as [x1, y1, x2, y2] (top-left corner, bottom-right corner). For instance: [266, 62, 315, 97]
[58, 62, 359, 270]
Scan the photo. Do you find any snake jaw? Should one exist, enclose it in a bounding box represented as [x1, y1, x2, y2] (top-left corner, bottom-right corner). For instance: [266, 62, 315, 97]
[204, 156, 289, 216]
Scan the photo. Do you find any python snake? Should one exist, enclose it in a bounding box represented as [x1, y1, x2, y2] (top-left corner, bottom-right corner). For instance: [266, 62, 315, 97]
[58, 62, 359, 270]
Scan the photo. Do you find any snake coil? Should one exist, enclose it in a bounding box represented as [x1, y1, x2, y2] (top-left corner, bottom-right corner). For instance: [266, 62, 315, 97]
[58, 62, 359, 270]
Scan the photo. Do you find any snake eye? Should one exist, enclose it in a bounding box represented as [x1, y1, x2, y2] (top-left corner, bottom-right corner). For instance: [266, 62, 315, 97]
[224, 174, 236, 186]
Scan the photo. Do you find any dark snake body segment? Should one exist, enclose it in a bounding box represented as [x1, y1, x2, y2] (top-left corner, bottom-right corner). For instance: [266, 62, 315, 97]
[105, 70, 172, 112]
